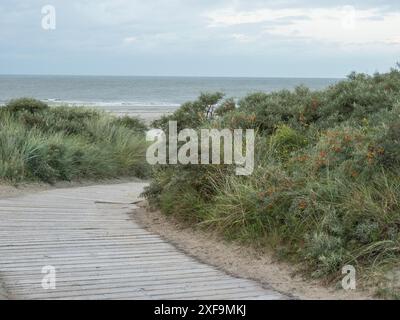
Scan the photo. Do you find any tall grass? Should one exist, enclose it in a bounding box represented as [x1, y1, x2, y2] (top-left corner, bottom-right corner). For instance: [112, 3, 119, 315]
[144, 68, 400, 297]
[0, 99, 149, 183]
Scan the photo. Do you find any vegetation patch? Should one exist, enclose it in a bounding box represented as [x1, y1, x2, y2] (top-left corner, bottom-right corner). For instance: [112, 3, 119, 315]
[144, 68, 400, 297]
[0, 98, 149, 183]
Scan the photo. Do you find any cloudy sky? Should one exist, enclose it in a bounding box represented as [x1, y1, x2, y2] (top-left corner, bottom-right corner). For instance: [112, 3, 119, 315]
[0, 0, 399, 77]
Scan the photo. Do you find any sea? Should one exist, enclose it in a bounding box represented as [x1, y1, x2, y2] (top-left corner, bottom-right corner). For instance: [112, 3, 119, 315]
[0, 75, 339, 116]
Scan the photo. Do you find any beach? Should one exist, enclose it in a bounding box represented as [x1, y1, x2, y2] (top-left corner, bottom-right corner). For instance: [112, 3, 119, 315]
[112, 110, 171, 124]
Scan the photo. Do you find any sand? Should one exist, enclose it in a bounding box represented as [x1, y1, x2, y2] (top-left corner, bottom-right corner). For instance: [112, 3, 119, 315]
[134, 202, 374, 300]
[0, 178, 145, 200]
[115, 111, 172, 125]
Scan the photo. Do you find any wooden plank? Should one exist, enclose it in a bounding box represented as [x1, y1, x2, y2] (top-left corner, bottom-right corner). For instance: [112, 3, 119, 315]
[12, 282, 265, 300]
[9, 271, 228, 287]
[10, 275, 243, 290]
[0, 182, 286, 300]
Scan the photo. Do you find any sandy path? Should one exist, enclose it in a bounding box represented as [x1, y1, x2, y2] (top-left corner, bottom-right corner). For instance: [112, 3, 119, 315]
[135, 203, 373, 300]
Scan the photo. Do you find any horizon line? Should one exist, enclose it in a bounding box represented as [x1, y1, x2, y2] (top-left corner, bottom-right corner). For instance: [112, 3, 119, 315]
[0, 73, 345, 79]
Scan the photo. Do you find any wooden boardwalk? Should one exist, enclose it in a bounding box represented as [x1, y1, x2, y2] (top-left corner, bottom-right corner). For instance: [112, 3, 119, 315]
[0, 182, 286, 300]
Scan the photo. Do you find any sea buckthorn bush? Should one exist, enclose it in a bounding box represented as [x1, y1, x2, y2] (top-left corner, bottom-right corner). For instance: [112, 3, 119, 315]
[144, 68, 400, 297]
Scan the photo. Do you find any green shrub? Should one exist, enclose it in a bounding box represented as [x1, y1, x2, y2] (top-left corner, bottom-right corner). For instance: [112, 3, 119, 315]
[17, 106, 101, 135]
[376, 118, 400, 169]
[219, 110, 257, 130]
[270, 125, 308, 161]
[112, 116, 147, 133]
[215, 98, 236, 116]
[152, 92, 224, 131]
[144, 69, 400, 295]
[6, 98, 49, 113]
[305, 232, 346, 277]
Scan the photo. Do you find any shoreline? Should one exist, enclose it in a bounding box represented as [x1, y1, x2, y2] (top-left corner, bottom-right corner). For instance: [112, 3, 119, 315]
[0, 102, 173, 125]
[112, 110, 171, 124]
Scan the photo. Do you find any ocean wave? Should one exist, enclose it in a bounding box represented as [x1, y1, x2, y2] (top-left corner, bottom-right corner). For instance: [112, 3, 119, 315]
[42, 99, 180, 110]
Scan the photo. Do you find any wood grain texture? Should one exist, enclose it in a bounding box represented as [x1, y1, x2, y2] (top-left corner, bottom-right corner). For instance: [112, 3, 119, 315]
[0, 182, 286, 300]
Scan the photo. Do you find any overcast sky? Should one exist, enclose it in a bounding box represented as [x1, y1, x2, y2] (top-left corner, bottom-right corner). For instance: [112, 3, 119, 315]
[0, 0, 399, 77]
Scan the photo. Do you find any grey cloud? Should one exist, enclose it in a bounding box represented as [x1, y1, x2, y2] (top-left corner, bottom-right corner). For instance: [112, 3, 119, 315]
[0, 0, 398, 76]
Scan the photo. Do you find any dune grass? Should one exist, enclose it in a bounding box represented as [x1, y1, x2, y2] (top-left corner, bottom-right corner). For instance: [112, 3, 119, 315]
[144, 68, 400, 298]
[0, 98, 149, 183]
